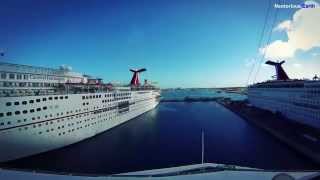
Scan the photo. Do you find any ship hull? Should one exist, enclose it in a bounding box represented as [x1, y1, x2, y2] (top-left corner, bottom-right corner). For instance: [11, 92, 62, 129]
[0, 91, 160, 162]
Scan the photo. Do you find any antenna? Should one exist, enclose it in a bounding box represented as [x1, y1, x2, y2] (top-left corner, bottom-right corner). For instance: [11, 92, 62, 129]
[201, 130, 204, 164]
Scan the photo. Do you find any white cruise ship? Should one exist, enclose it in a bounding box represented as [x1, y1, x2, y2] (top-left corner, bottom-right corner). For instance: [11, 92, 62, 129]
[248, 60, 320, 129]
[0, 62, 160, 162]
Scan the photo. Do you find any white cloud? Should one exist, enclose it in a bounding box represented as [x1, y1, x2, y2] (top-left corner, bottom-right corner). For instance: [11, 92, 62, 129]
[293, 63, 302, 68]
[274, 20, 291, 32]
[262, 0, 320, 59]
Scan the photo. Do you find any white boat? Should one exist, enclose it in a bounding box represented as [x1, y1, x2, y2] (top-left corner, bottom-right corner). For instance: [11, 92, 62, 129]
[0, 62, 160, 162]
[248, 60, 320, 128]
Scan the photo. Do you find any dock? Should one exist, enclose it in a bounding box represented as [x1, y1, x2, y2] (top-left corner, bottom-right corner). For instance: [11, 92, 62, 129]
[217, 99, 320, 166]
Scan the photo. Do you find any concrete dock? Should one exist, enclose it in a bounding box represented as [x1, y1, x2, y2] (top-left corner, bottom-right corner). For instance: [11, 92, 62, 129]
[217, 99, 320, 166]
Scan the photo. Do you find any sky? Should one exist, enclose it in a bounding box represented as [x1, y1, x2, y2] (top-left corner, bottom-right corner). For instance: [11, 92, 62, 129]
[0, 0, 319, 88]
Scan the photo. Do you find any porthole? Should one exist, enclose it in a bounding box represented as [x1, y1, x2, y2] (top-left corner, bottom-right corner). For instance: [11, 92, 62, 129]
[29, 100, 34, 103]
[22, 101, 27, 105]
[0, 113, 3, 117]
[49, 97, 53, 100]
[65, 96, 68, 99]
[6, 112, 12, 116]
[6, 102, 11, 106]
[54, 97, 58, 100]
[36, 99, 40, 102]
[15, 111, 20, 115]
[36, 108, 41, 111]
[14, 102, 19, 105]
[60, 96, 63, 99]
[43, 98, 47, 101]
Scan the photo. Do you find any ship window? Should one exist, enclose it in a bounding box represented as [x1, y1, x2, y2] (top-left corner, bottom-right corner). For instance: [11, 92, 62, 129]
[43, 106, 47, 110]
[89, 96, 92, 99]
[8, 121, 11, 125]
[6, 102, 11, 106]
[0, 73, 6, 79]
[15, 111, 20, 115]
[22, 101, 27, 105]
[55, 96, 58, 100]
[0, 113, 3, 117]
[43, 98, 47, 101]
[82, 96, 85, 100]
[17, 74, 22, 80]
[6, 112, 12, 116]
[0, 122, 4, 126]
[49, 97, 53, 100]
[23, 74, 28, 80]
[29, 100, 34, 103]
[14, 101, 19, 105]
[9, 73, 15, 79]
[30, 109, 35, 113]
[23, 110, 28, 114]
[60, 96, 63, 99]
[65, 96, 68, 99]
[36, 99, 40, 102]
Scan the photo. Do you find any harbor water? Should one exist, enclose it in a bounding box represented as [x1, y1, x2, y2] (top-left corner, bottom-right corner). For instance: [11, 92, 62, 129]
[2, 89, 317, 174]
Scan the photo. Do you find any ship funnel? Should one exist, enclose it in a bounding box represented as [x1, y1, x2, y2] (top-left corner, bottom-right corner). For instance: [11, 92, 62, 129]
[130, 68, 146, 86]
[265, 60, 289, 80]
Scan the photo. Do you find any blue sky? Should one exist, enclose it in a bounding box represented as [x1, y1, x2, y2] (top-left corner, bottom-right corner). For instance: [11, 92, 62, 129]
[0, 0, 319, 88]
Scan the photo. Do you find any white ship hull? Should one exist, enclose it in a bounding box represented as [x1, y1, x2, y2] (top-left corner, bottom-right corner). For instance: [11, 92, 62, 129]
[248, 81, 320, 129]
[0, 90, 160, 162]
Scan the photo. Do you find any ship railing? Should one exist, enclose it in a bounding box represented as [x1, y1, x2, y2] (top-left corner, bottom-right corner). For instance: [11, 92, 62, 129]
[0, 87, 114, 97]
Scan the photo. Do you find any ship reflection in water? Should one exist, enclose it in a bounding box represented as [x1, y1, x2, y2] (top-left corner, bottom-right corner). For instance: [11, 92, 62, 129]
[2, 90, 317, 174]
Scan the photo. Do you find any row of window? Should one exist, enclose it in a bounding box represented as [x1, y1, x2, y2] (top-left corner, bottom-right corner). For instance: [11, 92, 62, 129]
[0, 104, 119, 127]
[0, 97, 151, 128]
[5, 96, 69, 107]
[0, 106, 49, 117]
[0, 81, 56, 88]
[81, 93, 131, 100]
[0, 99, 150, 130]
[0, 72, 64, 81]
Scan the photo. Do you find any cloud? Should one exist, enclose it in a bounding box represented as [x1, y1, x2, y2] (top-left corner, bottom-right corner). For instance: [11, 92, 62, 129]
[262, 1, 320, 59]
[293, 63, 302, 68]
[274, 20, 291, 32]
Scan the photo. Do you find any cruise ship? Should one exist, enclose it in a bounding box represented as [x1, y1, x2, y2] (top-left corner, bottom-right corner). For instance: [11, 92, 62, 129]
[0, 62, 160, 162]
[248, 60, 320, 129]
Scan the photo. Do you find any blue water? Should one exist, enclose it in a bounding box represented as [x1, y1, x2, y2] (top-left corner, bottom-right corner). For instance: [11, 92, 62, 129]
[2, 90, 317, 174]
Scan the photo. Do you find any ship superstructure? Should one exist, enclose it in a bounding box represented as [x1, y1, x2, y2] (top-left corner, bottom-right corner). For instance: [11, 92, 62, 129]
[0, 62, 160, 162]
[248, 61, 320, 129]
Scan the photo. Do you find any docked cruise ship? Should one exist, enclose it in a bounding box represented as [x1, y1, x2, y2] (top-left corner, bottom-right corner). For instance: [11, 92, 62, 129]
[0, 62, 160, 162]
[248, 60, 320, 129]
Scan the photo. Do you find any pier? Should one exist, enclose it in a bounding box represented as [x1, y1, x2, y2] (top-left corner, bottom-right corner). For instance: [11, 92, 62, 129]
[217, 99, 320, 165]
